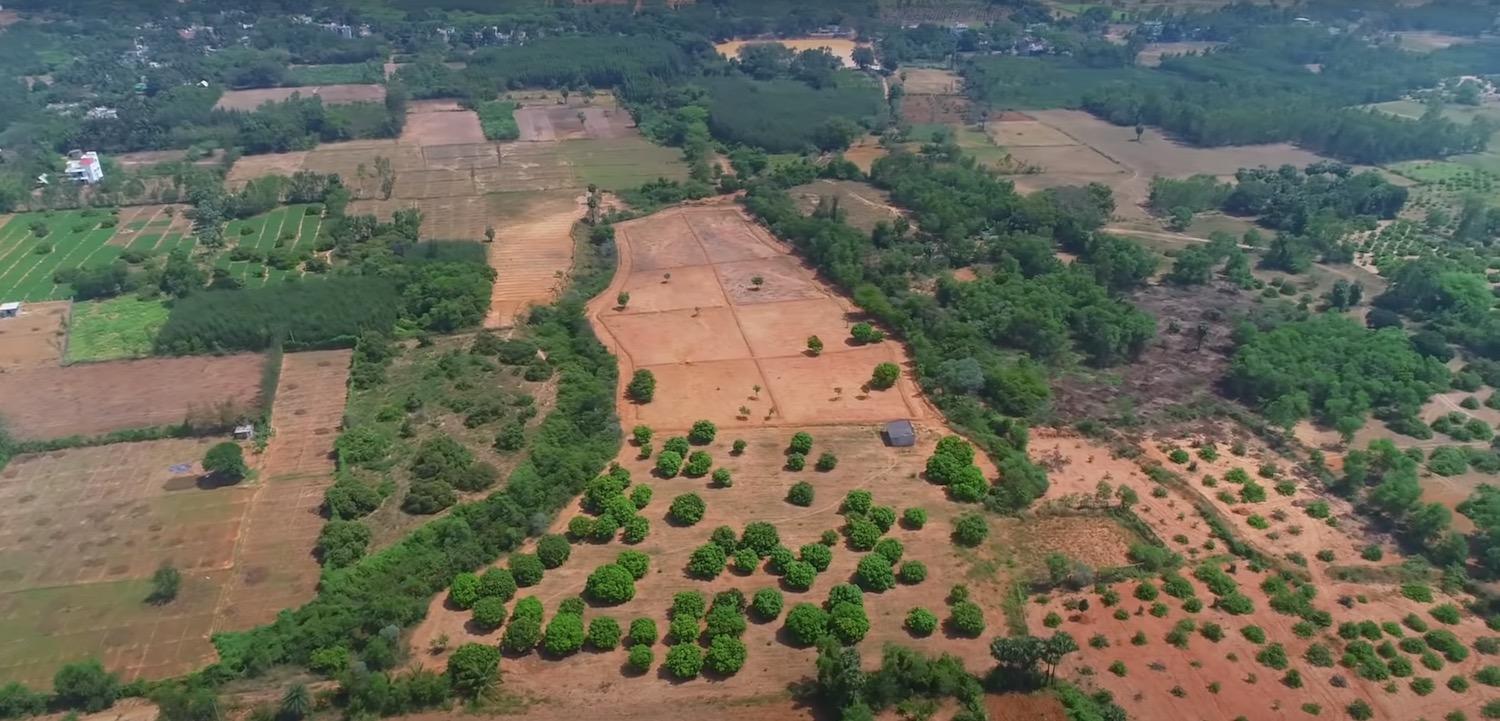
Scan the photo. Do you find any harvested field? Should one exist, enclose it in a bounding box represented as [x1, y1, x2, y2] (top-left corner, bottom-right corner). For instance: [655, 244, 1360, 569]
[714, 37, 869, 68]
[483, 190, 582, 327]
[0, 300, 68, 370]
[400, 108, 485, 145]
[1005, 143, 1124, 175]
[514, 105, 635, 142]
[843, 139, 888, 174]
[901, 92, 971, 125]
[214, 84, 384, 111]
[215, 350, 350, 631]
[986, 120, 1076, 147]
[407, 425, 1001, 715]
[1026, 109, 1338, 178]
[593, 204, 928, 429]
[421, 142, 498, 171]
[225, 151, 308, 189]
[0, 438, 244, 685]
[899, 68, 963, 95]
[476, 143, 577, 192]
[391, 168, 476, 199]
[0, 354, 264, 441]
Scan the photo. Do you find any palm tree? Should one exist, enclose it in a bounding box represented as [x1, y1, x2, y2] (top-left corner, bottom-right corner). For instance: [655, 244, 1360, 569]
[279, 684, 311, 721]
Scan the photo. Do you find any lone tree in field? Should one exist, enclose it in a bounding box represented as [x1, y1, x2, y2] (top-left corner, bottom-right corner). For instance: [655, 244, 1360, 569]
[484, 226, 495, 243]
[627, 369, 656, 403]
[869, 362, 901, 390]
[616, 291, 630, 309]
[850, 323, 885, 344]
[203, 442, 248, 483]
[147, 563, 181, 604]
[751, 275, 765, 289]
[807, 336, 824, 356]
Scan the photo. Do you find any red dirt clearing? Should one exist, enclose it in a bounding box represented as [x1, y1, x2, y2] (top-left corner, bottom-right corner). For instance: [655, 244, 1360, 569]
[0, 300, 68, 370]
[0, 354, 265, 440]
[593, 204, 928, 430]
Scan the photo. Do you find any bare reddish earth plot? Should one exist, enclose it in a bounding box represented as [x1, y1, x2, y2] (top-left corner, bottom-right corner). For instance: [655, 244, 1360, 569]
[0, 354, 265, 440]
[594, 204, 929, 431]
[484, 191, 582, 328]
[216, 350, 352, 631]
[0, 300, 69, 370]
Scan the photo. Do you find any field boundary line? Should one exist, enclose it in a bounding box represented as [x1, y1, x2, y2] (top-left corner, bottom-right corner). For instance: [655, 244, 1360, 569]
[678, 207, 784, 423]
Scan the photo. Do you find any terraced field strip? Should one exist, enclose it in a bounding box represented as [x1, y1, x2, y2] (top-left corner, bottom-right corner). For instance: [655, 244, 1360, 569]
[483, 190, 581, 328]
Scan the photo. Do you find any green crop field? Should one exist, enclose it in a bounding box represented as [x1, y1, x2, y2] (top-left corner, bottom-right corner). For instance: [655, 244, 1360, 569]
[0, 210, 123, 302]
[559, 136, 689, 190]
[65, 297, 171, 363]
[218, 204, 325, 287]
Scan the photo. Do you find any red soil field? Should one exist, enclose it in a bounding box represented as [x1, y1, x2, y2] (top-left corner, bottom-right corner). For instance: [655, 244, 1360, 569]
[216, 350, 351, 631]
[0, 354, 265, 440]
[592, 204, 929, 431]
[0, 300, 68, 370]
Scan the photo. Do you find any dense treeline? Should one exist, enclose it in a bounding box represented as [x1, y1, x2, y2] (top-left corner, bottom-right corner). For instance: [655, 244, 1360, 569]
[1375, 256, 1500, 360]
[744, 147, 1159, 509]
[700, 74, 885, 154]
[1226, 315, 1449, 434]
[966, 22, 1500, 164]
[153, 277, 400, 354]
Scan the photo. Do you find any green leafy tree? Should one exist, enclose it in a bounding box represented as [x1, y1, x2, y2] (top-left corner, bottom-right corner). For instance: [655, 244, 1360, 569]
[585, 564, 637, 605]
[870, 362, 901, 390]
[53, 660, 120, 713]
[626, 369, 656, 403]
[689, 420, 717, 445]
[447, 644, 500, 697]
[669, 493, 706, 525]
[202, 442, 248, 483]
[536, 535, 572, 569]
[588, 617, 621, 650]
[664, 644, 704, 679]
[278, 684, 311, 721]
[148, 563, 182, 604]
[785, 603, 829, 646]
[543, 614, 586, 656]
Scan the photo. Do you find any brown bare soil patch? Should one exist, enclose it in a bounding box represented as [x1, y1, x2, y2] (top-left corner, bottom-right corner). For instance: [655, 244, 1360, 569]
[407, 425, 997, 714]
[390, 168, 476, 198]
[226, 151, 310, 189]
[0, 438, 246, 685]
[258, 350, 350, 479]
[843, 141, 889, 174]
[0, 300, 68, 370]
[985, 693, 1068, 721]
[112, 150, 220, 168]
[901, 93, 971, 125]
[216, 350, 350, 631]
[0, 354, 264, 441]
[214, 85, 384, 111]
[484, 190, 582, 327]
[515, 105, 635, 142]
[1027, 109, 1339, 178]
[987, 120, 1077, 147]
[400, 109, 485, 145]
[899, 68, 963, 95]
[595, 204, 927, 430]
[421, 142, 498, 171]
[1005, 144, 1125, 176]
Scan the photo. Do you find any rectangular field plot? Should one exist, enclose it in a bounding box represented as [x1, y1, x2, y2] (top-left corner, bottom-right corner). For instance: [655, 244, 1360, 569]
[0, 354, 265, 441]
[0, 211, 123, 301]
[65, 297, 170, 364]
[0, 438, 243, 686]
[0, 300, 68, 370]
[558, 137, 689, 191]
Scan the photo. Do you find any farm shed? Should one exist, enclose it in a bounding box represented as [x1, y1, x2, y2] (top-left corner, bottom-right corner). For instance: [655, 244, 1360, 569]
[884, 419, 916, 447]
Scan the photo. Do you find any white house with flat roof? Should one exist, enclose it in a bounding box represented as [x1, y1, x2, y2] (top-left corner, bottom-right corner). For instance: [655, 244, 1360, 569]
[64, 151, 104, 184]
